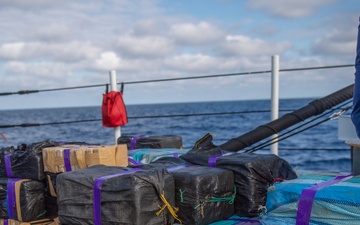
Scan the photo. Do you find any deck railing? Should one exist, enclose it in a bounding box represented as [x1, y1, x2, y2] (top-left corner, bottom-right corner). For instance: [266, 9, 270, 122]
[0, 60, 355, 153]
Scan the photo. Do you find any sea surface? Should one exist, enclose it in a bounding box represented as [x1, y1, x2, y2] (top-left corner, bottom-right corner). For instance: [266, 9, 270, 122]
[0, 98, 353, 173]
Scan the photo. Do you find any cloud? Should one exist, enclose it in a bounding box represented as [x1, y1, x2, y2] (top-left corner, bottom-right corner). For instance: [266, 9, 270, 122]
[114, 35, 174, 58]
[170, 21, 224, 45]
[218, 35, 291, 57]
[311, 16, 358, 58]
[0, 0, 66, 9]
[247, 0, 338, 18]
[0, 41, 101, 62]
[27, 23, 73, 42]
[4, 61, 71, 83]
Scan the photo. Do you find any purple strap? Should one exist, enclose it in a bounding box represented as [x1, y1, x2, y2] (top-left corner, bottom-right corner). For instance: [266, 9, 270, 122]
[173, 153, 179, 158]
[4, 219, 8, 225]
[296, 174, 353, 225]
[128, 157, 143, 166]
[93, 168, 142, 225]
[208, 152, 234, 167]
[63, 149, 72, 172]
[208, 154, 222, 167]
[129, 135, 146, 149]
[7, 178, 21, 219]
[4, 154, 13, 178]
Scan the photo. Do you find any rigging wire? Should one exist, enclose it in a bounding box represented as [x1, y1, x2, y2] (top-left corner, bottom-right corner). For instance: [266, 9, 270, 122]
[0, 109, 295, 129]
[244, 99, 353, 153]
[0, 64, 354, 96]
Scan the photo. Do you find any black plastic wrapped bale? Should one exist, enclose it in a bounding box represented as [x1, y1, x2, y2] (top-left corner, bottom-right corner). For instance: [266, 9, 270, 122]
[0, 141, 62, 181]
[0, 178, 46, 222]
[44, 172, 59, 219]
[56, 165, 178, 225]
[168, 165, 235, 225]
[151, 156, 190, 167]
[180, 135, 297, 217]
[117, 135, 183, 149]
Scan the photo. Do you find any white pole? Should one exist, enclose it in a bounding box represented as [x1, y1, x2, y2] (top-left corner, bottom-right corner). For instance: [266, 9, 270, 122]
[109, 70, 121, 144]
[271, 55, 279, 155]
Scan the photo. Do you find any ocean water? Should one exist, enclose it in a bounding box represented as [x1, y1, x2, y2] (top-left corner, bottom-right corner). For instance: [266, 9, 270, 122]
[0, 98, 353, 173]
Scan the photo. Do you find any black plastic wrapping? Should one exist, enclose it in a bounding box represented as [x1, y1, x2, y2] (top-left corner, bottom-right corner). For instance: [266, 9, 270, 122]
[0, 178, 46, 222]
[169, 166, 235, 225]
[56, 165, 176, 225]
[44, 172, 59, 219]
[118, 135, 183, 149]
[180, 134, 297, 217]
[0, 141, 95, 181]
[151, 157, 190, 167]
[0, 141, 63, 181]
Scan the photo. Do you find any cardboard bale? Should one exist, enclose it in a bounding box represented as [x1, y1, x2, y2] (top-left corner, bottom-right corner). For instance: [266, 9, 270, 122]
[57, 165, 177, 225]
[168, 165, 235, 225]
[0, 178, 45, 222]
[42, 145, 128, 173]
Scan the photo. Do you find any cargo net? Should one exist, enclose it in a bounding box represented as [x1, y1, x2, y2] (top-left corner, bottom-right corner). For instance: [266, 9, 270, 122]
[263, 173, 360, 225]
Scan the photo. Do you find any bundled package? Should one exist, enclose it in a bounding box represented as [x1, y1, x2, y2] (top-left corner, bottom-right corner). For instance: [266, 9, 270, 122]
[168, 165, 235, 225]
[0, 141, 59, 181]
[56, 165, 178, 225]
[118, 135, 183, 149]
[128, 148, 188, 165]
[180, 134, 297, 217]
[261, 173, 360, 225]
[42, 144, 128, 173]
[0, 178, 45, 222]
[0, 141, 92, 181]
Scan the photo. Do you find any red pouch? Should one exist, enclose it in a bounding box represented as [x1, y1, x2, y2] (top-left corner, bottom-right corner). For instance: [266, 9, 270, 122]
[102, 85, 128, 127]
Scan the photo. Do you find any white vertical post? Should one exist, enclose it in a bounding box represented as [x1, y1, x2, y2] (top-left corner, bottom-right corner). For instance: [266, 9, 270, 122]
[271, 55, 279, 155]
[109, 70, 121, 144]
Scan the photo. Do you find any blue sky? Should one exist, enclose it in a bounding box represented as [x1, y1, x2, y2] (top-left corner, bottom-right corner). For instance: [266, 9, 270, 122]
[0, 0, 359, 110]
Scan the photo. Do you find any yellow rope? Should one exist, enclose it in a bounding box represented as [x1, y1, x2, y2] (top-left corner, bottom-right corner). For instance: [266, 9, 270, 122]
[156, 192, 182, 224]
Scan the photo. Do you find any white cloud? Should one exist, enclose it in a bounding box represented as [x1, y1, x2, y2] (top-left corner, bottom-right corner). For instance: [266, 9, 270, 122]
[248, 0, 338, 18]
[219, 35, 291, 56]
[0, 0, 67, 9]
[4, 61, 71, 80]
[94, 52, 123, 71]
[114, 35, 174, 58]
[0, 41, 101, 61]
[170, 22, 224, 45]
[28, 23, 72, 42]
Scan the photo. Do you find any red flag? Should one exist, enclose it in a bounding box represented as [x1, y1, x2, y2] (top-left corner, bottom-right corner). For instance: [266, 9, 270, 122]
[0, 132, 6, 141]
[102, 90, 128, 127]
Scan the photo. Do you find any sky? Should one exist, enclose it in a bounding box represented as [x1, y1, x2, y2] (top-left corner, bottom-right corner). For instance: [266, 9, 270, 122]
[0, 0, 359, 110]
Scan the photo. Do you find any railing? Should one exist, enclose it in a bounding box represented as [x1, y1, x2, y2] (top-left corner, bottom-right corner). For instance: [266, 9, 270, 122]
[0, 61, 355, 155]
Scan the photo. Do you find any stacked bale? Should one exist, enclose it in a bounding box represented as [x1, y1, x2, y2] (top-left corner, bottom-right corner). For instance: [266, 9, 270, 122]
[0, 141, 62, 223]
[56, 165, 178, 225]
[42, 144, 128, 219]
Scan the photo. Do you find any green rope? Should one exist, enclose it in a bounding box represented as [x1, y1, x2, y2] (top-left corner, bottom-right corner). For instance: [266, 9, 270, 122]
[194, 185, 236, 209]
[36, 210, 47, 218]
[179, 189, 186, 203]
